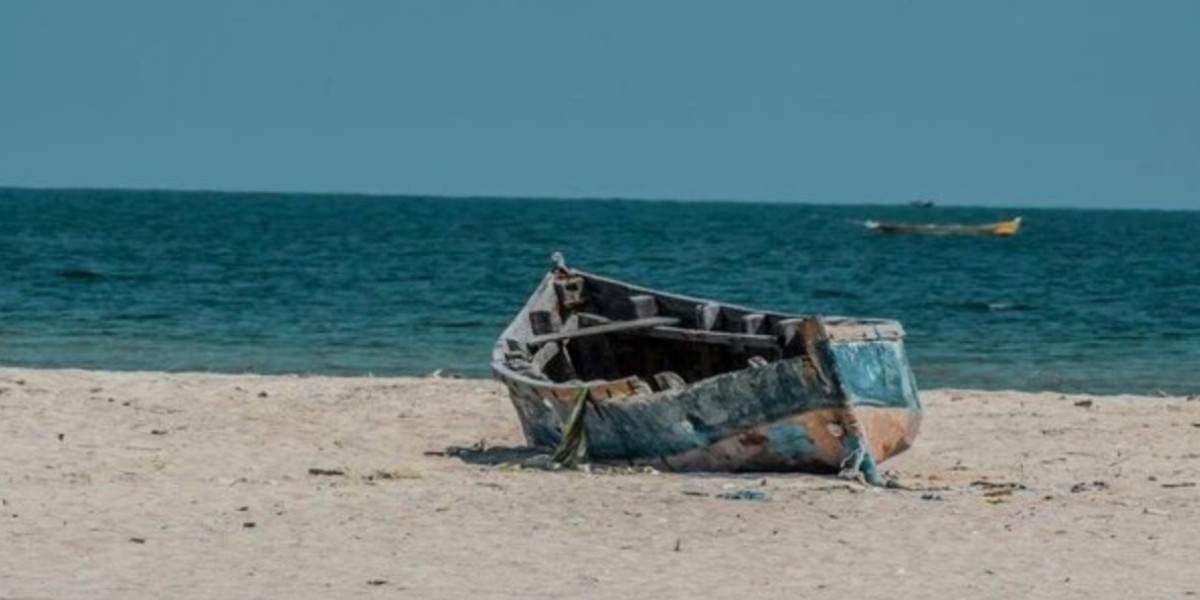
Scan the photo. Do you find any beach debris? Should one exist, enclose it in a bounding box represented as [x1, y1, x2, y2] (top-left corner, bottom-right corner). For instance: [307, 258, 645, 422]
[150, 429, 167, 435]
[681, 490, 709, 497]
[1161, 482, 1196, 489]
[1073, 399, 1093, 408]
[1142, 508, 1171, 517]
[967, 481, 1024, 503]
[674, 538, 682, 552]
[307, 468, 346, 477]
[258, 391, 268, 398]
[1156, 390, 1169, 398]
[970, 480, 1026, 492]
[242, 522, 256, 529]
[920, 492, 944, 501]
[1070, 480, 1109, 493]
[57, 433, 64, 441]
[129, 537, 146, 544]
[367, 580, 388, 586]
[715, 489, 769, 502]
[362, 467, 422, 482]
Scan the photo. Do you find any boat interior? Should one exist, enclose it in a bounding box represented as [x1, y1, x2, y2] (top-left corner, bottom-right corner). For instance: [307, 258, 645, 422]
[499, 271, 818, 392]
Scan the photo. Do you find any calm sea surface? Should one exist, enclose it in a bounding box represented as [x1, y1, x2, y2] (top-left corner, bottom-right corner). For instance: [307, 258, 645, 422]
[2, 188, 1198, 394]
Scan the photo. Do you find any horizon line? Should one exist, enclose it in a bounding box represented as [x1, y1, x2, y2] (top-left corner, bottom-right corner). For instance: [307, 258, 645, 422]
[1, 184, 1194, 213]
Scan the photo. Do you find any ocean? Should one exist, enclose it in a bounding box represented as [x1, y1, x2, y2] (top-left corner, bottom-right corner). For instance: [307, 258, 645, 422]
[2, 187, 1197, 395]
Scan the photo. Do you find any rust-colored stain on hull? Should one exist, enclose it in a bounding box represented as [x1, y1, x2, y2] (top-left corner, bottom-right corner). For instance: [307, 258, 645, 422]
[645, 407, 919, 472]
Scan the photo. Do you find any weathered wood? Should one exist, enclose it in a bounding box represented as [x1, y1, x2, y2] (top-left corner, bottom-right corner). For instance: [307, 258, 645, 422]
[553, 275, 586, 309]
[636, 325, 778, 349]
[530, 341, 561, 375]
[630, 295, 658, 319]
[775, 318, 804, 349]
[741, 313, 765, 334]
[529, 310, 556, 336]
[823, 319, 905, 341]
[654, 371, 687, 391]
[569, 311, 776, 349]
[576, 312, 612, 326]
[697, 302, 721, 330]
[529, 316, 680, 346]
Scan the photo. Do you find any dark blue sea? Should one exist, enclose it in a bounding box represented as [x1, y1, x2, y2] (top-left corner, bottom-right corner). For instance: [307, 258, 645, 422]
[2, 187, 1197, 395]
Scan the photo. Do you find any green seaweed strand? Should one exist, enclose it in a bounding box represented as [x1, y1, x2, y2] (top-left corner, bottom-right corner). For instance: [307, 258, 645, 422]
[551, 387, 592, 467]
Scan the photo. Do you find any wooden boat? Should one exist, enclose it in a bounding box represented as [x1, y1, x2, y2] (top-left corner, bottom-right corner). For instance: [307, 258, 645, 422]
[865, 216, 1021, 236]
[492, 254, 922, 482]
[909, 200, 935, 208]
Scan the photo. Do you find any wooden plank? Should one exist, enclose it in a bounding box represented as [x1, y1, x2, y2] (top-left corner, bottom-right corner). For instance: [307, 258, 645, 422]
[529, 316, 680, 345]
[530, 341, 561, 374]
[529, 310, 556, 335]
[636, 325, 779, 349]
[654, 371, 687, 391]
[697, 302, 721, 330]
[741, 313, 765, 334]
[630, 295, 658, 319]
[823, 320, 905, 342]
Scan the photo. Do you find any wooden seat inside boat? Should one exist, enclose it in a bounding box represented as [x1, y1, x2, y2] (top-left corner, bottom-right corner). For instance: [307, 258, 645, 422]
[508, 277, 811, 390]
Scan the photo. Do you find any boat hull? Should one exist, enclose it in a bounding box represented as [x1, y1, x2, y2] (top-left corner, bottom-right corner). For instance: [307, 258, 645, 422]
[494, 324, 921, 473]
[868, 217, 1021, 237]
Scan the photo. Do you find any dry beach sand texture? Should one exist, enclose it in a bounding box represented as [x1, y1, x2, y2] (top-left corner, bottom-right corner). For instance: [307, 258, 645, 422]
[2, 367, 1199, 599]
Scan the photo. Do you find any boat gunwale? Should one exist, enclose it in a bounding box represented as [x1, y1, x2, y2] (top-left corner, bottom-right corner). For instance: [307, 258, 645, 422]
[492, 266, 903, 392]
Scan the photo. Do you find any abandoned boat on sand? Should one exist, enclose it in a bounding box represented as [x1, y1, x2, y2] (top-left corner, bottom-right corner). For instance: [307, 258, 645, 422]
[492, 254, 922, 482]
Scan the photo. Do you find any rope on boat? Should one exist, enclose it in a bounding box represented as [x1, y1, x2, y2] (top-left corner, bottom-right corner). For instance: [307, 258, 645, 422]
[838, 435, 882, 486]
[551, 387, 593, 467]
[836, 407, 884, 486]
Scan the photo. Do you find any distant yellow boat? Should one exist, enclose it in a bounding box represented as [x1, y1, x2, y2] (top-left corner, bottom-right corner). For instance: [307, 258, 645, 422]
[865, 216, 1022, 237]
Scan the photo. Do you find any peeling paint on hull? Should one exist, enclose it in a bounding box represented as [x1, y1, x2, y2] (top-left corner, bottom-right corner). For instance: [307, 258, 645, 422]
[496, 341, 921, 473]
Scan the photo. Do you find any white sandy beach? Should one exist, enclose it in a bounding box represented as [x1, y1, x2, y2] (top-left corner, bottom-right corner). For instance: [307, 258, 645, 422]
[1, 367, 1198, 599]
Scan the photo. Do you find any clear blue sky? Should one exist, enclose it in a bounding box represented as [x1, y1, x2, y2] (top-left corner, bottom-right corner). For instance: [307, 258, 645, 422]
[2, 1, 1197, 209]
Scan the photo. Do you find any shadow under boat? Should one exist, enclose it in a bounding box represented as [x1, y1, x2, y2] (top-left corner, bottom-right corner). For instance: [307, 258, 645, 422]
[490, 254, 923, 483]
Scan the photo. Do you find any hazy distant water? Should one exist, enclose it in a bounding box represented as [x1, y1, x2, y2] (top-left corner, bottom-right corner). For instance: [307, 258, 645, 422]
[2, 188, 1198, 395]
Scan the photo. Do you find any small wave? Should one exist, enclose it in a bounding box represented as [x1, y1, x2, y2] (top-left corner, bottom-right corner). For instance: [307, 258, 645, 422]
[436, 320, 489, 329]
[955, 301, 1036, 313]
[113, 312, 172, 321]
[57, 269, 104, 280]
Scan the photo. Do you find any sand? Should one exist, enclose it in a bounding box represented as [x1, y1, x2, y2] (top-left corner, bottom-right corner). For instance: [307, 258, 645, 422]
[1, 367, 1198, 599]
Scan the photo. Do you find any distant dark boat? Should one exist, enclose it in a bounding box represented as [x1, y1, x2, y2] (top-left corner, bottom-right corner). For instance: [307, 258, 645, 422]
[492, 254, 922, 482]
[909, 200, 935, 208]
[865, 216, 1022, 237]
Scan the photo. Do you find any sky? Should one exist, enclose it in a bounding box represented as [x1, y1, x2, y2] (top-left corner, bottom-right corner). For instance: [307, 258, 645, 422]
[1, 1, 1198, 209]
